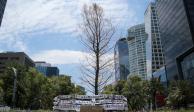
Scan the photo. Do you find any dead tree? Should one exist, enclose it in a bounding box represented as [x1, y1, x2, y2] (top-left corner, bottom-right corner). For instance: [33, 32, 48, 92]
[80, 3, 115, 95]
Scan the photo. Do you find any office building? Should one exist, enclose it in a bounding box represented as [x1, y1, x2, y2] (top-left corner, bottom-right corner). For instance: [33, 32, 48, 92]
[114, 38, 130, 81]
[153, 67, 167, 88]
[35, 61, 59, 76]
[0, 52, 35, 73]
[35, 61, 51, 67]
[46, 67, 59, 77]
[145, 2, 165, 79]
[0, 0, 7, 26]
[35, 61, 51, 76]
[127, 24, 147, 79]
[156, 0, 194, 84]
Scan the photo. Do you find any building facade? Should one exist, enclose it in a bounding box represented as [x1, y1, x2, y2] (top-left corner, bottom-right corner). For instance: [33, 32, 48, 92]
[35, 61, 59, 77]
[35, 61, 51, 76]
[46, 67, 59, 77]
[156, 0, 194, 84]
[114, 38, 130, 81]
[0, 52, 35, 73]
[145, 2, 165, 79]
[127, 24, 147, 79]
[0, 0, 7, 26]
[153, 67, 167, 88]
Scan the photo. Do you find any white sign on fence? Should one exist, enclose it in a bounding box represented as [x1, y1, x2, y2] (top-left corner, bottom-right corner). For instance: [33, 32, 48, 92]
[53, 94, 128, 112]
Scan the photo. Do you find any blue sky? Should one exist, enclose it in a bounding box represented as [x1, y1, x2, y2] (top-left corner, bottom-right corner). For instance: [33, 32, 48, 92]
[0, 0, 151, 84]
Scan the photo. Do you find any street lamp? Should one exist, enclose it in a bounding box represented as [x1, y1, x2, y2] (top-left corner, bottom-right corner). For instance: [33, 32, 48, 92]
[8, 67, 17, 108]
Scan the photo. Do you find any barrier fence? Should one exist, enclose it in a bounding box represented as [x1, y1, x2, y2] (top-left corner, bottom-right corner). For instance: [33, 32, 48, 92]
[53, 95, 128, 112]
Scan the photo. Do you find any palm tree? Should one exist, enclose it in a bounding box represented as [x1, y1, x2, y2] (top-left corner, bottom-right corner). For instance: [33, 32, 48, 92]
[167, 80, 193, 109]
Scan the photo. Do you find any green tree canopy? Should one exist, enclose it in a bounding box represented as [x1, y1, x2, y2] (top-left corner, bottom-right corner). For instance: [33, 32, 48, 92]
[166, 80, 194, 109]
[0, 62, 86, 109]
[102, 84, 114, 94]
[122, 76, 148, 111]
[74, 85, 86, 95]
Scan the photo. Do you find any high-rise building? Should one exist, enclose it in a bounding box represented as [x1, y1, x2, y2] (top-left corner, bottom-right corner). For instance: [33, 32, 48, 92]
[0, 52, 35, 73]
[0, 0, 7, 26]
[35, 61, 51, 76]
[145, 2, 165, 79]
[46, 67, 59, 77]
[156, 0, 194, 84]
[35, 61, 59, 77]
[127, 24, 147, 79]
[114, 38, 130, 81]
[35, 61, 51, 67]
[153, 67, 167, 88]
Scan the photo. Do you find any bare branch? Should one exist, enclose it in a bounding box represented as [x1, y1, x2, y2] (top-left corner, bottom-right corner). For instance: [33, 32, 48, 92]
[80, 3, 115, 95]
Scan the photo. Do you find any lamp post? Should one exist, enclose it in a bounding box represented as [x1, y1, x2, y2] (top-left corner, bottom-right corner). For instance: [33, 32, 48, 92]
[9, 67, 17, 108]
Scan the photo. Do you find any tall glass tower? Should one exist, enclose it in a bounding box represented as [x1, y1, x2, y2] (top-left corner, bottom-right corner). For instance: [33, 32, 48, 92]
[0, 0, 7, 26]
[156, 0, 194, 84]
[114, 38, 130, 81]
[145, 2, 165, 79]
[127, 24, 147, 79]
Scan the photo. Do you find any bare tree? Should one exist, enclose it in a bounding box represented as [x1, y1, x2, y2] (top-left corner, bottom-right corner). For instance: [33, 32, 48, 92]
[80, 3, 115, 95]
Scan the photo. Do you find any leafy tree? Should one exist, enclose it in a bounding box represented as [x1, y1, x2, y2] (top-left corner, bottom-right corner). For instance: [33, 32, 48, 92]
[102, 80, 126, 95]
[50, 76, 74, 95]
[22, 68, 49, 109]
[102, 84, 114, 94]
[166, 80, 193, 109]
[1, 62, 27, 107]
[113, 80, 126, 95]
[122, 76, 148, 111]
[73, 85, 86, 95]
[0, 79, 4, 104]
[0, 62, 86, 110]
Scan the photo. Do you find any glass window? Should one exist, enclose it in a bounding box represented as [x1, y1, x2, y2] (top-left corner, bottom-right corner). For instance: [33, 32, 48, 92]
[181, 52, 194, 85]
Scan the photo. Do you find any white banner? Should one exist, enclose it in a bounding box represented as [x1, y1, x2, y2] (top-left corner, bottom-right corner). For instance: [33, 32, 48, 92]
[53, 94, 128, 112]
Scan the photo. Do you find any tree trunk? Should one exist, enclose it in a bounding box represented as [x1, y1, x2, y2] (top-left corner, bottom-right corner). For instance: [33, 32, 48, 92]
[152, 92, 156, 110]
[95, 52, 99, 95]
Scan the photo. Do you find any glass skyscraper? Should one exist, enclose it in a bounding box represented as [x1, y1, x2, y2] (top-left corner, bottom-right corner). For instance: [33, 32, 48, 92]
[153, 67, 167, 88]
[145, 2, 165, 79]
[0, 0, 7, 26]
[46, 67, 59, 77]
[156, 0, 194, 84]
[127, 24, 147, 79]
[114, 38, 130, 81]
[35, 61, 51, 76]
[35, 61, 59, 77]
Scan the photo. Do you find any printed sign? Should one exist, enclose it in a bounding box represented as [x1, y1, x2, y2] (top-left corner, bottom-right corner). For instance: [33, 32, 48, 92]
[53, 95, 128, 112]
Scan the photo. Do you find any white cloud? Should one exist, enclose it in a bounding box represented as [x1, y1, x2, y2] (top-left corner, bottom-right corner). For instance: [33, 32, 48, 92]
[32, 50, 87, 65]
[0, 0, 137, 51]
[32, 49, 114, 65]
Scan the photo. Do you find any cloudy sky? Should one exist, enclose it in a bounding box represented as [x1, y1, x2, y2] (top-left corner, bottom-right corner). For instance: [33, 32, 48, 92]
[0, 0, 151, 84]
